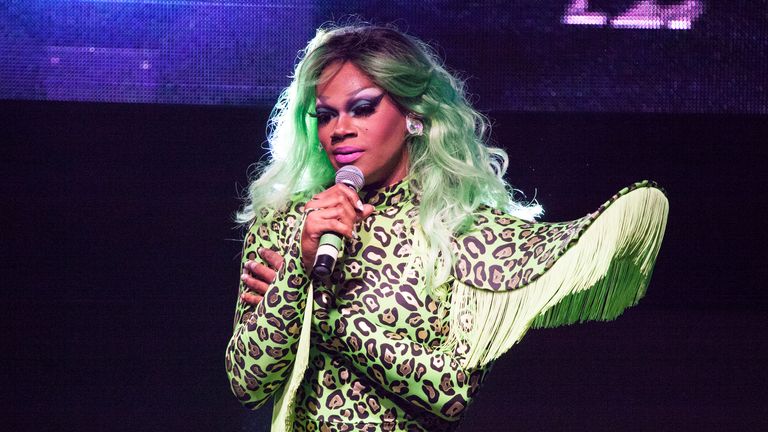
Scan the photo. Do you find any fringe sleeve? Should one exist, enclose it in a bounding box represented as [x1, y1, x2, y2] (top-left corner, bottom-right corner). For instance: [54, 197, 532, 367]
[443, 181, 669, 369]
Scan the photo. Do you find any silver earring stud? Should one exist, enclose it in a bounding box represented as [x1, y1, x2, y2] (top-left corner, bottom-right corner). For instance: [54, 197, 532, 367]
[406, 113, 424, 136]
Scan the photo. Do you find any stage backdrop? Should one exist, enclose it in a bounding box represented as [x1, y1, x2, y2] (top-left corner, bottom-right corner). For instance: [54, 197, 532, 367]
[1, 0, 766, 113]
[2, 1, 767, 432]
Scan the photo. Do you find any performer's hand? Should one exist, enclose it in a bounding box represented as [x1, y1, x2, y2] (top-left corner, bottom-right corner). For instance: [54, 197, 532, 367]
[240, 247, 284, 305]
[301, 184, 375, 272]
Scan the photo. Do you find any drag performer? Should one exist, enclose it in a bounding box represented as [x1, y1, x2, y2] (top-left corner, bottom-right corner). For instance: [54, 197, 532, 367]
[225, 23, 668, 431]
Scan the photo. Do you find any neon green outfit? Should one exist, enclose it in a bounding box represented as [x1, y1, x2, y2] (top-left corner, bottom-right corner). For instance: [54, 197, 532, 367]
[225, 179, 668, 431]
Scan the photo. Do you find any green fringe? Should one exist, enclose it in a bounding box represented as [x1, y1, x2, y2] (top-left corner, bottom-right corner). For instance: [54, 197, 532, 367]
[531, 256, 653, 328]
[444, 186, 668, 369]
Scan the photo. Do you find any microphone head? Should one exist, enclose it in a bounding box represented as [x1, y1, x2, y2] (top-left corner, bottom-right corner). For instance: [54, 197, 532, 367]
[335, 165, 365, 191]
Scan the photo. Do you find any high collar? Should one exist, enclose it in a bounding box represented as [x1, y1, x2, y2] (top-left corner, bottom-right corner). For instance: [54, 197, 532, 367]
[361, 176, 418, 210]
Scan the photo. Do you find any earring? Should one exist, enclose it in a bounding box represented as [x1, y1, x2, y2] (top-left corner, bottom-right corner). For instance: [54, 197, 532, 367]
[405, 113, 424, 136]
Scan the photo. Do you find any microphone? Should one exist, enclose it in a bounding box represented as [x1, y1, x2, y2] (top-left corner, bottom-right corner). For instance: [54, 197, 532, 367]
[312, 165, 365, 278]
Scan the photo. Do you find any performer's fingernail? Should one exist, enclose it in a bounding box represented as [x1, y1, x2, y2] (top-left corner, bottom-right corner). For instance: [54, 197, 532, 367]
[356, 200, 364, 211]
[257, 247, 264, 254]
[240, 274, 248, 281]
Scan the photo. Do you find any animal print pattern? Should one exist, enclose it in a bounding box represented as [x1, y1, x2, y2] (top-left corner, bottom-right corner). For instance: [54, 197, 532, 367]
[226, 203, 311, 410]
[453, 180, 663, 292]
[225, 179, 664, 430]
[226, 180, 496, 430]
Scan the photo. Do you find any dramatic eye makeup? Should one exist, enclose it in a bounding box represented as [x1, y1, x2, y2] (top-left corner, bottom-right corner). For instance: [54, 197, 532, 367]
[309, 93, 386, 126]
[347, 93, 385, 117]
[307, 109, 334, 126]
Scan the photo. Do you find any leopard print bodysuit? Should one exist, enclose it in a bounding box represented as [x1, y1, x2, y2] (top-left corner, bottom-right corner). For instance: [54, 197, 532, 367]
[225, 179, 668, 431]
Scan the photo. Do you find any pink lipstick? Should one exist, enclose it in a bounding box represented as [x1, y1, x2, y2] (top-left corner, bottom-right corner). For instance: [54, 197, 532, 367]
[333, 146, 364, 164]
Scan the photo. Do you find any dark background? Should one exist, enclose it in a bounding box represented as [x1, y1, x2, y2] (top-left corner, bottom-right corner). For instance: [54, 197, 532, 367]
[2, 0, 768, 431]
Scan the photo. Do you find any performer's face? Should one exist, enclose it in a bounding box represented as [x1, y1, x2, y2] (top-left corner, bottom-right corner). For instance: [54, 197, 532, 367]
[315, 61, 409, 188]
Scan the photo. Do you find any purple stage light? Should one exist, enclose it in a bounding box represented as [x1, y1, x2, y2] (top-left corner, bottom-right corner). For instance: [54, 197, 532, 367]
[1, 1, 764, 113]
[562, 0, 609, 26]
[1, 1, 313, 105]
[562, 0, 705, 30]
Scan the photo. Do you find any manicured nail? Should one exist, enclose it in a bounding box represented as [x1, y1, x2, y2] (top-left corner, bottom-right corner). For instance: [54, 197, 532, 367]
[257, 247, 264, 254]
[356, 200, 364, 211]
[240, 274, 248, 281]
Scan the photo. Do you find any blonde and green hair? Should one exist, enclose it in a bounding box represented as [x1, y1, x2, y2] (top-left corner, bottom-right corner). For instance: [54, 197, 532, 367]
[238, 22, 542, 295]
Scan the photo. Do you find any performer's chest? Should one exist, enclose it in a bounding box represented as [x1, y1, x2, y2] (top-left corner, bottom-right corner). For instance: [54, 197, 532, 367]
[311, 208, 449, 347]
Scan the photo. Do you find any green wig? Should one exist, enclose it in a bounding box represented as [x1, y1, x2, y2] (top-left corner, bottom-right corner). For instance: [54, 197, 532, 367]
[238, 22, 542, 296]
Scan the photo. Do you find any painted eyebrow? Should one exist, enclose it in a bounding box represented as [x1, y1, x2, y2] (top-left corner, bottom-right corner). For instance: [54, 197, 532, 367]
[315, 92, 384, 114]
[316, 86, 379, 102]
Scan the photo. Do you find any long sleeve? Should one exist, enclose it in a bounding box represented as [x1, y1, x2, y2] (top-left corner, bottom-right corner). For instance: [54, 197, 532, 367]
[225, 204, 311, 409]
[310, 286, 492, 422]
[445, 181, 669, 369]
[233, 179, 669, 430]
